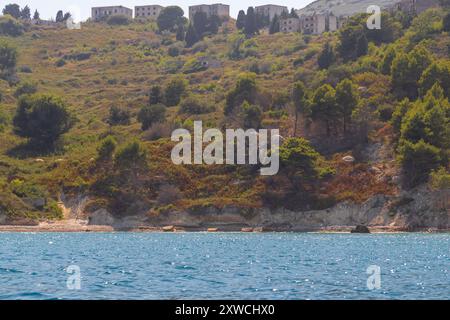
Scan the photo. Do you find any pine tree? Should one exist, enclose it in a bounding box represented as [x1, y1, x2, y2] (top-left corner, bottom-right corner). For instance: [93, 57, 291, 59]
[21, 5, 31, 20]
[356, 34, 368, 57]
[236, 10, 246, 30]
[317, 42, 335, 69]
[33, 10, 40, 20]
[292, 81, 308, 136]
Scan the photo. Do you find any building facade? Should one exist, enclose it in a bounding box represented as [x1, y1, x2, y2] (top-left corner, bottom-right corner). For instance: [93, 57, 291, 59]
[255, 4, 288, 21]
[280, 13, 339, 34]
[280, 17, 300, 33]
[300, 14, 326, 34]
[135, 5, 164, 20]
[91, 6, 132, 21]
[189, 3, 230, 20]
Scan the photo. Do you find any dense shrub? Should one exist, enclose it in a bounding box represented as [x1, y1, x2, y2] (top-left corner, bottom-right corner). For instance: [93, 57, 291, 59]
[0, 15, 24, 37]
[107, 106, 130, 126]
[0, 40, 17, 72]
[14, 81, 37, 98]
[13, 94, 73, 147]
[164, 77, 187, 106]
[137, 104, 166, 130]
[107, 15, 130, 26]
[179, 96, 214, 114]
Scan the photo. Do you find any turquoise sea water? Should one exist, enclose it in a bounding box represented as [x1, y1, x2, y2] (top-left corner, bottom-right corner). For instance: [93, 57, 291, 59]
[0, 233, 448, 300]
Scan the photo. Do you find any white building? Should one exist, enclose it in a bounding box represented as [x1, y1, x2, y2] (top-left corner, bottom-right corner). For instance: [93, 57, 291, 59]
[189, 3, 230, 21]
[91, 6, 132, 21]
[135, 5, 164, 20]
[255, 4, 288, 21]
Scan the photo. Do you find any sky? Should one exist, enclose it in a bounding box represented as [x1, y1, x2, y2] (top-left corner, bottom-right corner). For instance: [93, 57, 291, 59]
[5, 0, 314, 21]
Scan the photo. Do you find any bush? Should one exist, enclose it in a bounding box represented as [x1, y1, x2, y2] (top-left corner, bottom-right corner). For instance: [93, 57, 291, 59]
[107, 15, 130, 26]
[13, 94, 73, 147]
[55, 59, 66, 67]
[63, 52, 91, 61]
[179, 96, 214, 114]
[137, 104, 166, 130]
[398, 140, 442, 188]
[107, 106, 130, 126]
[0, 15, 24, 37]
[242, 101, 262, 129]
[14, 81, 37, 98]
[164, 77, 187, 106]
[97, 136, 117, 162]
[280, 137, 321, 180]
[0, 40, 17, 72]
[19, 65, 32, 73]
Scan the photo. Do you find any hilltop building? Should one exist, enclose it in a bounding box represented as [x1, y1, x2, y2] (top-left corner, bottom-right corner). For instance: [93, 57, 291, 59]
[188, 3, 230, 20]
[280, 13, 338, 34]
[280, 17, 300, 33]
[91, 6, 132, 21]
[135, 5, 164, 20]
[255, 4, 288, 21]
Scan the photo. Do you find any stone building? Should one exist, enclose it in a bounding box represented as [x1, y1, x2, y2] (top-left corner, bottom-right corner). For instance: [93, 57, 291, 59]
[300, 13, 326, 34]
[280, 13, 339, 34]
[135, 5, 164, 20]
[255, 4, 288, 21]
[280, 17, 300, 33]
[91, 6, 132, 21]
[189, 3, 230, 21]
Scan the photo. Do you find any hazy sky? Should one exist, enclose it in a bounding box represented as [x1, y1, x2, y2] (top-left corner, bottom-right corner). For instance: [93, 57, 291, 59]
[6, 0, 313, 21]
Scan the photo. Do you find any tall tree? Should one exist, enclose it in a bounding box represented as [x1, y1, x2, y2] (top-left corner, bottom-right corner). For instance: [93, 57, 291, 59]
[269, 14, 280, 34]
[157, 6, 185, 32]
[13, 94, 73, 148]
[21, 5, 31, 20]
[33, 9, 40, 20]
[185, 22, 199, 48]
[236, 10, 246, 30]
[335, 79, 359, 134]
[55, 10, 64, 23]
[175, 24, 185, 41]
[317, 42, 335, 69]
[356, 33, 368, 57]
[2, 4, 21, 19]
[193, 11, 208, 37]
[292, 81, 308, 136]
[311, 84, 338, 137]
[244, 7, 257, 36]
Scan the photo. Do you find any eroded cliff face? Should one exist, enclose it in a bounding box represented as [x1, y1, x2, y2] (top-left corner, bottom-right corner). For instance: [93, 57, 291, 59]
[79, 185, 448, 232]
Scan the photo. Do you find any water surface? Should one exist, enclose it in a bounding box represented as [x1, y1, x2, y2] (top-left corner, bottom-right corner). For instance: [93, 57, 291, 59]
[0, 233, 448, 300]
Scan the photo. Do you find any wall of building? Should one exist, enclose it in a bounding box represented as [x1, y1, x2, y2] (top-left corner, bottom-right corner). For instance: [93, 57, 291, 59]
[135, 5, 163, 20]
[280, 17, 300, 33]
[189, 4, 230, 20]
[255, 5, 288, 21]
[91, 6, 132, 21]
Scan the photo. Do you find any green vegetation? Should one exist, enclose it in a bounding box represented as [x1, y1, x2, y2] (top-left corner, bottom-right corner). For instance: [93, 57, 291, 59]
[0, 5, 448, 220]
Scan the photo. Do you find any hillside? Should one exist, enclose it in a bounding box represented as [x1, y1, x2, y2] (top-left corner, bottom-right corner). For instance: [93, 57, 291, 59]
[0, 6, 448, 231]
[297, 0, 399, 16]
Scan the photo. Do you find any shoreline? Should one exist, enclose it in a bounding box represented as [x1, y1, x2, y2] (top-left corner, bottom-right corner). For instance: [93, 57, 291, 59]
[0, 222, 448, 234]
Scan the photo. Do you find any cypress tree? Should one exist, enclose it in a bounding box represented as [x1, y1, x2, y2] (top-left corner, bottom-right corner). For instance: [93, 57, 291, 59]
[185, 23, 199, 47]
[236, 10, 246, 30]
